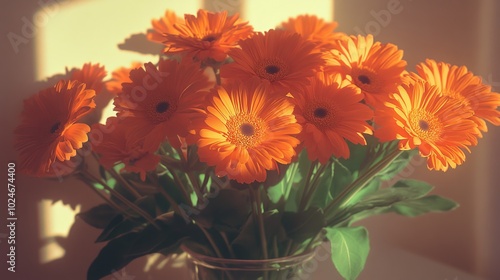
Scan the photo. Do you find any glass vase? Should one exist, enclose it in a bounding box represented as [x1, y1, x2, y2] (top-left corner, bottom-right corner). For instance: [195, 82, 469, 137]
[182, 244, 318, 280]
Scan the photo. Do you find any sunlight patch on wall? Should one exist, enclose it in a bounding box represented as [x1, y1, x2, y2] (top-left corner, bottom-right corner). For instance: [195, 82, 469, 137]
[35, 0, 201, 81]
[38, 199, 81, 264]
[244, 0, 333, 31]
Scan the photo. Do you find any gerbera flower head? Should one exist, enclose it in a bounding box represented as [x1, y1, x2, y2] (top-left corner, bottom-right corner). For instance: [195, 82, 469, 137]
[375, 80, 480, 171]
[90, 117, 159, 181]
[163, 9, 253, 62]
[416, 59, 500, 134]
[105, 62, 143, 94]
[70, 63, 107, 93]
[327, 34, 407, 108]
[196, 80, 301, 184]
[220, 29, 324, 96]
[147, 10, 184, 48]
[14, 80, 96, 176]
[280, 14, 347, 52]
[292, 73, 373, 163]
[113, 58, 213, 151]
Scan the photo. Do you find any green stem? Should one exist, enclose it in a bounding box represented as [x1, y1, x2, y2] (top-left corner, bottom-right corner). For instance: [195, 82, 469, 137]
[187, 172, 203, 203]
[199, 226, 224, 258]
[272, 236, 279, 258]
[220, 231, 236, 259]
[283, 239, 293, 257]
[302, 161, 330, 210]
[154, 180, 189, 222]
[324, 148, 403, 218]
[78, 174, 135, 220]
[80, 169, 160, 230]
[298, 162, 317, 211]
[166, 167, 192, 207]
[200, 169, 211, 194]
[284, 162, 298, 199]
[108, 167, 142, 199]
[250, 186, 269, 259]
[91, 151, 141, 199]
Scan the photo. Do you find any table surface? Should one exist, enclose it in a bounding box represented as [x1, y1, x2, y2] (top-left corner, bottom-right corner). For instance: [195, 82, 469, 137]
[309, 242, 485, 280]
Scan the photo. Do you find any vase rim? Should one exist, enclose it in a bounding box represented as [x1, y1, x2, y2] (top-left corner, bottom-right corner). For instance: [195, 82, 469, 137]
[180, 243, 316, 268]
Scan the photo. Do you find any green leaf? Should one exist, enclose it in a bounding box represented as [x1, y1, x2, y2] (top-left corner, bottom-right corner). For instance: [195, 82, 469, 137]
[134, 195, 157, 218]
[88, 213, 197, 280]
[232, 210, 286, 259]
[336, 142, 369, 175]
[346, 178, 381, 206]
[158, 174, 187, 205]
[198, 188, 251, 230]
[392, 195, 459, 217]
[282, 207, 325, 243]
[154, 192, 171, 213]
[330, 159, 354, 199]
[326, 226, 370, 280]
[392, 179, 434, 195]
[342, 179, 434, 224]
[231, 214, 260, 259]
[266, 164, 293, 205]
[77, 204, 118, 229]
[95, 215, 142, 243]
[377, 150, 417, 181]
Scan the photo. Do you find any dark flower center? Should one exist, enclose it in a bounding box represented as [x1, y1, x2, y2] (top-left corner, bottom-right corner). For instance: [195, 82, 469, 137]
[240, 123, 255, 136]
[50, 122, 61, 134]
[358, 75, 371, 85]
[265, 65, 280, 75]
[314, 108, 328, 118]
[202, 35, 217, 42]
[419, 120, 429, 131]
[156, 102, 170, 113]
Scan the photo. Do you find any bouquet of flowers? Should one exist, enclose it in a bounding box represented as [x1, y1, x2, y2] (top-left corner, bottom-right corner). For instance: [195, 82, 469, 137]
[14, 7, 500, 280]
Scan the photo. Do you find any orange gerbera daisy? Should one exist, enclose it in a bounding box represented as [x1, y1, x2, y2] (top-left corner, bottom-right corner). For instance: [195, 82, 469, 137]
[105, 62, 143, 94]
[375, 80, 479, 171]
[163, 9, 253, 62]
[327, 34, 406, 108]
[280, 14, 347, 51]
[292, 73, 373, 163]
[147, 10, 183, 47]
[70, 63, 107, 93]
[113, 58, 212, 151]
[90, 117, 159, 181]
[415, 59, 500, 134]
[14, 80, 96, 176]
[220, 29, 324, 96]
[196, 80, 301, 184]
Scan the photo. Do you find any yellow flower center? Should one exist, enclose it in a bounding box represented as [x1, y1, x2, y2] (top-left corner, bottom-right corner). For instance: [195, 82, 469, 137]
[255, 58, 289, 82]
[304, 101, 338, 129]
[225, 113, 267, 148]
[409, 109, 442, 142]
[144, 95, 177, 124]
